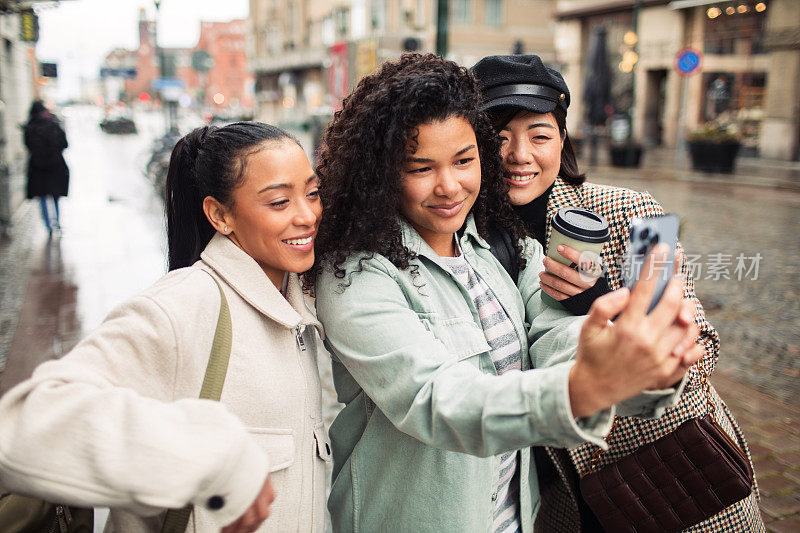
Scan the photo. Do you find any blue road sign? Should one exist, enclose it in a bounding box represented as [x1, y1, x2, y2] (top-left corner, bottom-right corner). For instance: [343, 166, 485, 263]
[100, 67, 137, 79]
[675, 48, 702, 76]
[152, 78, 186, 91]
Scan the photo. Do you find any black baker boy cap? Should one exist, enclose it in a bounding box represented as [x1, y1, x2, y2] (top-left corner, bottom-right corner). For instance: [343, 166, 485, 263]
[472, 55, 570, 116]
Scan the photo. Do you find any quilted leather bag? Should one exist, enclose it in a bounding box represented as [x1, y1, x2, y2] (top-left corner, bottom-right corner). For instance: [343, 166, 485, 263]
[579, 369, 754, 533]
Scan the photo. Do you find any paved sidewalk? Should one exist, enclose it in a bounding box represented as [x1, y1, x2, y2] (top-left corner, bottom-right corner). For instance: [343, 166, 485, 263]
[712, 372, 800, 532]
[579, 146, 800, 191]
[0, 202, 40, 378]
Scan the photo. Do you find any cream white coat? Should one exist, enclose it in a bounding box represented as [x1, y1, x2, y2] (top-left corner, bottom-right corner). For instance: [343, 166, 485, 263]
[0, 233, 330, 532]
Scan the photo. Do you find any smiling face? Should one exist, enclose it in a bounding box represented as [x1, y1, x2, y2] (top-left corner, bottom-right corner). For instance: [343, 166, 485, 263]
[499, 110, 564, 205]
[217, 141, 321, 289]
[400, 115, 481, 257]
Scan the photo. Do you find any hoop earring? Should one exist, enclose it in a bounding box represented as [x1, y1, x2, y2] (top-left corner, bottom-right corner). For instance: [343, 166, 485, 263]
[223, 226, 229, 234]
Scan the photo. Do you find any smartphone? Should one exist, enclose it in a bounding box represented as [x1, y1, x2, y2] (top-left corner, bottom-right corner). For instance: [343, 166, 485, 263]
[622, 214, 680, 313]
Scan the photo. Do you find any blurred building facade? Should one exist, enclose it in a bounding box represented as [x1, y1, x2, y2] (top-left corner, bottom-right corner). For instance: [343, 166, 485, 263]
[195, 20, 255, 110]
[247, 0, 557, 126]
[101, 10, 253, 111]
[100, 10, 197, 105]
[0, 7, 39, 229]
[554, 0, 800, 160]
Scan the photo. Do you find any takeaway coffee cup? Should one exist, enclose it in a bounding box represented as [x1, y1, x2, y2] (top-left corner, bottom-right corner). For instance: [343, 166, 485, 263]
[542, 207, 610, 306]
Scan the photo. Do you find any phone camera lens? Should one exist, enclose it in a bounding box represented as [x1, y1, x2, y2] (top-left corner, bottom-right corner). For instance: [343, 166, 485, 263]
[640, 228, 650, 240]
[637, 246, 648, 256]
[650, 234, 659, 245]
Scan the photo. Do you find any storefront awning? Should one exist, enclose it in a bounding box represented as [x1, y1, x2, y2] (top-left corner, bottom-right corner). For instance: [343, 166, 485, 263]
[556, 1, 669, 21]
[1, 0, 71, 11]
[668, 0, 727, 9]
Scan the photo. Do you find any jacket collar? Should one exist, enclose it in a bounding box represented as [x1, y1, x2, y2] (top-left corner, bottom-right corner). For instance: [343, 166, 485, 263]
[544, 177, 584, 252]
[200, 233, 322, 336]
[461, 215, 491, 250]
[399, 214, 489, 260]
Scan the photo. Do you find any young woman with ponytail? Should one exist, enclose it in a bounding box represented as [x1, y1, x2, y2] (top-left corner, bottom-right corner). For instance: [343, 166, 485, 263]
[0, 122, 329, 532]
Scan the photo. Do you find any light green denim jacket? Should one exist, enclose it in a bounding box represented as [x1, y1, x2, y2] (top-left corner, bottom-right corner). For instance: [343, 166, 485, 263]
[315, 215, 678, 533]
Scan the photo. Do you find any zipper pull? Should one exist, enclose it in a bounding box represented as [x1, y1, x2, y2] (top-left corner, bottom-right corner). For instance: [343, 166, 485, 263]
[296, 326, 306, 351]
[55, 505, 69, 533]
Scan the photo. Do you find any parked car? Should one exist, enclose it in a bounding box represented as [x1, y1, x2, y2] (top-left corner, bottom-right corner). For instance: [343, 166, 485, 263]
[100, 109, 137, 134]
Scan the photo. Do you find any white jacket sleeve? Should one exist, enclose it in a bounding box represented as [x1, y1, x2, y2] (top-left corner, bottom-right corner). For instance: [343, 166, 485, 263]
[0, 294, 268, 529]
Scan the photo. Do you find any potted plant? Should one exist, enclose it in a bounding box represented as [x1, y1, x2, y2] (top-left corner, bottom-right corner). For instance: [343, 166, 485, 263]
[687, 122, 741, 174]
[609, 142, 643, 167]
[607, 115, 643, 168]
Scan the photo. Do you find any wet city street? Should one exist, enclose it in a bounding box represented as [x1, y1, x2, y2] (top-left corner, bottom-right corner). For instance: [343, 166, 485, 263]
[587, 168, 800, 407]
[0, 106, 798, 530]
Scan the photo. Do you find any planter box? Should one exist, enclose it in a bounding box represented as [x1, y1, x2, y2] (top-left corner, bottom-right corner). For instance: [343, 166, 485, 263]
[688, 141, 740, 174]
[609, 145, 643, 167]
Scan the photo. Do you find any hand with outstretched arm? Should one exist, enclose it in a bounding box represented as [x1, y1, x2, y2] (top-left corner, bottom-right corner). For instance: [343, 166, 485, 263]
[567, 245, 702, 418]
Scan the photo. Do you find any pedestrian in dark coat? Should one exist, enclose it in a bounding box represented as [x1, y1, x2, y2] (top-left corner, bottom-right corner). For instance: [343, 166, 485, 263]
[24, 100, 69, 233]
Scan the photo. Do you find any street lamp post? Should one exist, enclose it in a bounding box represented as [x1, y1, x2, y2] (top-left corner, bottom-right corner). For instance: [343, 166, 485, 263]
[153, 1, 164, 78]
[435, 0, 448, 57]
[626, 0, 641, 166]
[153, 0, 177, 133]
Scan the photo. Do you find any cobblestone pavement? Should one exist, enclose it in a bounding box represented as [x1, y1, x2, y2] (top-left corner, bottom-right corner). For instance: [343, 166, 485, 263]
[586, 168, 800, 408]
[581, 145, 800, 191]
[586, 159, 800, 529]
[0, 202, 38, 377]
[711, 373, 800, 531]
[0, 108, 797, 529]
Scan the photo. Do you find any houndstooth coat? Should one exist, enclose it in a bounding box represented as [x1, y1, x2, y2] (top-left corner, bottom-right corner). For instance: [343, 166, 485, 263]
[532, 178, 764, 532]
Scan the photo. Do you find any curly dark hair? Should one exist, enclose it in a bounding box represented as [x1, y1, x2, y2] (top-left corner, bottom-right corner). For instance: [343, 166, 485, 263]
[305, 53, 528, 290]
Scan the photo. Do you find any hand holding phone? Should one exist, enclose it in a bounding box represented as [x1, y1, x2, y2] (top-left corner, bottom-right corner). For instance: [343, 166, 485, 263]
[570, 229, 703, 417]
[622, 214, 680, 313]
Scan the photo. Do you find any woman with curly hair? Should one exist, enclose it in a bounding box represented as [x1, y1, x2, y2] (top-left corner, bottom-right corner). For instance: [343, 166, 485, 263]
[472, 54, 763, 532]
[308, 53, 703, 532]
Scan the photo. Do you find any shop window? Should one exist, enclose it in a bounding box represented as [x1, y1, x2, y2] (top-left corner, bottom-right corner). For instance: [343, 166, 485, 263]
[372, 0, 387, 30]
[336, 7, 350, 39]
[322, 17, 335, 45]
[702, 71, 767, 153]
[452, 0, 472, 25]
[415, 0, 426, 27]
[704, 6, 766, 56]
[485, 0, 503, 27]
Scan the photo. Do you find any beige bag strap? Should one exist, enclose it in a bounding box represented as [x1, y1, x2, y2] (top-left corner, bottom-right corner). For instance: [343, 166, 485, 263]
[161, 275, 232, 533]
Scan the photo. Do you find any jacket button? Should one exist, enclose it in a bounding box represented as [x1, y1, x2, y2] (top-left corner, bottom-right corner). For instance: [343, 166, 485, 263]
[207, 495, 225, 510]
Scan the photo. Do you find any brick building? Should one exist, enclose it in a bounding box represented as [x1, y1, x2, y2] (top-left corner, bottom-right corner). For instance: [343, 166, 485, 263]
[103, 10, 252, 110]
[196, 20, 254, 109]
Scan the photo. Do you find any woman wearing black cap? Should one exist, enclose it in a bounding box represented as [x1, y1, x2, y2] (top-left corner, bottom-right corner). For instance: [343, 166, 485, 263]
[472, 55, 763, 532]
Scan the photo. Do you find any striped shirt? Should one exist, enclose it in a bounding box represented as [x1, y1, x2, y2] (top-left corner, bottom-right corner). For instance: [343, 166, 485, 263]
[442, 252, 523, 533]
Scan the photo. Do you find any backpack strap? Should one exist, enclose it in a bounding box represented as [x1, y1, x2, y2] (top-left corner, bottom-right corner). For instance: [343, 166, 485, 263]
[487, 224, 519, 285]
[161, 275, 232, 533]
